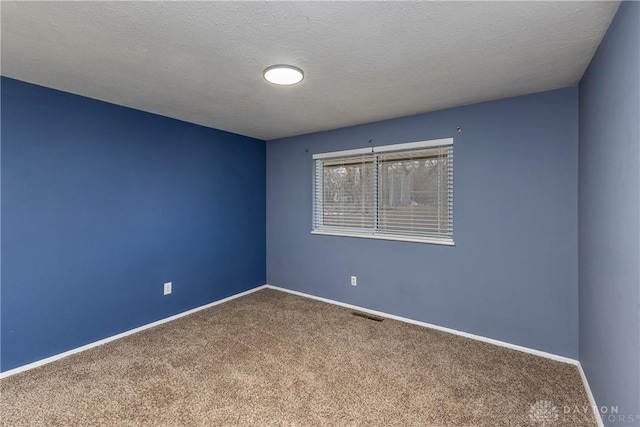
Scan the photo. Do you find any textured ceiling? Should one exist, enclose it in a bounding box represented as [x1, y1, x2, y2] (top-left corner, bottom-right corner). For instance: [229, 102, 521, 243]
[1, 1, 620, 140]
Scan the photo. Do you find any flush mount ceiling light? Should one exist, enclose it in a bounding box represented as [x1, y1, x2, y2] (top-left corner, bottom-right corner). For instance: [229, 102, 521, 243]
[263, 65, 304, 86]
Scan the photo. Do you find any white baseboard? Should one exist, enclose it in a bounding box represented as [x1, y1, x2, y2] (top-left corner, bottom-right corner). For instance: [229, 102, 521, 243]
[0, 285, 268, 379]
[578, 363, 605, 427]
[264, 284, 579, 365]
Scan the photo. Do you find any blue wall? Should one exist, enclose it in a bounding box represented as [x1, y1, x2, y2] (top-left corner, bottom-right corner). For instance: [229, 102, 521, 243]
[0, 77, 266, 372]
[267, 88, 579, 358]
[579, 2, 640, 425]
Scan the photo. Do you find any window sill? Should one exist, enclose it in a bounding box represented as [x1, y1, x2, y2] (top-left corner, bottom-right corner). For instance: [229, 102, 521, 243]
[311, 229, 455, 246]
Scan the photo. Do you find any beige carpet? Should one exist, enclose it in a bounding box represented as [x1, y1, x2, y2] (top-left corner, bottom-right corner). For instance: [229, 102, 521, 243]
[1, 288, 596, 426]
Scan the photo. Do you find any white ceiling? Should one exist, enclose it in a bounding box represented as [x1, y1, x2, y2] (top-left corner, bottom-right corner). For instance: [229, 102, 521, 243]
[1, 1, 620, 141]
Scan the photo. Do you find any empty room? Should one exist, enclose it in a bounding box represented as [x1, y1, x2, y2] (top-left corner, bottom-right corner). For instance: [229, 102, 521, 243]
[1, 1, 638, 426]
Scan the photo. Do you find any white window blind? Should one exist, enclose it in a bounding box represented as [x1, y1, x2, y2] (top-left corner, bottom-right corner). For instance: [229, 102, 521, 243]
[313, 138, 453, 244]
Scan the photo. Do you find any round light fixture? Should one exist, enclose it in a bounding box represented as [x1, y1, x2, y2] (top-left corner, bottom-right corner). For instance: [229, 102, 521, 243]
[263, 65, 304, 86]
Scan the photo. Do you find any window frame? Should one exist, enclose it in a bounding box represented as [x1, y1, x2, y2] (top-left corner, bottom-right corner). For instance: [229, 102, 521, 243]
[312, 138, 454, 246]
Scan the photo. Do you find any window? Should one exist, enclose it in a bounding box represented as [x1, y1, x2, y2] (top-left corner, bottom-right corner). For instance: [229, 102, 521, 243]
[312, 138, 453, 245]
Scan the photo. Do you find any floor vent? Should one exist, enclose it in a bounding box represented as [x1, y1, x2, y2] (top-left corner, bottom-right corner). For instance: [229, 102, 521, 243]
[352, 311, 384, 322]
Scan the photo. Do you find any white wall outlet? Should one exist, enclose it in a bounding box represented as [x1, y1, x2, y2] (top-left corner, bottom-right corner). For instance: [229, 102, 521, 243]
[351, 276, 357, 286]
[163, 282, 172, 295]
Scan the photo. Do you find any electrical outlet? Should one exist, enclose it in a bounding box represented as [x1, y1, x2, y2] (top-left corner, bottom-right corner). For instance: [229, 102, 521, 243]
[351, 276, 357, 286]
[163, 282, 172, 295]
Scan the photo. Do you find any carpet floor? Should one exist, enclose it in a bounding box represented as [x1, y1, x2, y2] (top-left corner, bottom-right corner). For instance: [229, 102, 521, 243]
[1, 288, 596, 426]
